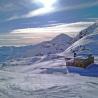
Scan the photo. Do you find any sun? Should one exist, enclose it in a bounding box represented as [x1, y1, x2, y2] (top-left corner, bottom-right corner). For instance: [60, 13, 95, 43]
[33, 0, 57, 15]
[37, 0, 56, 8]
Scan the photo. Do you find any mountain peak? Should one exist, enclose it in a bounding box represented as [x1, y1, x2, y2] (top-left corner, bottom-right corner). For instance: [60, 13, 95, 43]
[52, 33, 72, 42]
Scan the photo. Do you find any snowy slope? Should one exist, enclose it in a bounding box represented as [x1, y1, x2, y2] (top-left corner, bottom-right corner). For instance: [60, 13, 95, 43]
[0, 21, 98, 98]
[2, 54, 98, 77]
[63, 25, 98, 57]
[73, 22, 97, 42]
[0, 53, 98, 98]
[0, 33, 72, 62]
[0, 66, 98, 98]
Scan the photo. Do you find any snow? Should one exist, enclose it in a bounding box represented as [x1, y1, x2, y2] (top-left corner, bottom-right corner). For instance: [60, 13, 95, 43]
[0, 33, 73, 63]
[0, 21, 98, 98]
[0, 70, 98, 98]
[63, 30, 98, 56]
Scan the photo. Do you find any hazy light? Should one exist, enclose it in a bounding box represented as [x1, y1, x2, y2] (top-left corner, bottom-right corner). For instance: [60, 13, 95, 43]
[31, 0, 57, 15]
[38, 0, 56, 7]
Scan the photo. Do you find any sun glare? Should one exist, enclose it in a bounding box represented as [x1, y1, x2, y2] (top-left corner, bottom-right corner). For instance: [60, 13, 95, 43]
[37, 0, 56, 8]
[40, 0, 56, 7]
[33, 0, 57, 15]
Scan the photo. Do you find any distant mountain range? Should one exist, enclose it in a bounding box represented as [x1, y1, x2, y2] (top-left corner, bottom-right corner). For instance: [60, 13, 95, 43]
[0, 22, 97, 63]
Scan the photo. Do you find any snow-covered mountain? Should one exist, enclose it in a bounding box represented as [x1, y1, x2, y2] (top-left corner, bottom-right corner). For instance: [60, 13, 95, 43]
[0, 22, 97, 63]
[0, 33, 72, 62]
[0, 21, 98, 98]
[0, 21, 98, 72]
[73, 22, 97, 41]
[63, 22, 98, 58]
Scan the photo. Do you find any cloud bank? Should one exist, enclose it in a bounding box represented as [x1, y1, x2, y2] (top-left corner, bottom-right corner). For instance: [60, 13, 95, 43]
[6, 0, 98, 21]
[0, 22, 94, 46]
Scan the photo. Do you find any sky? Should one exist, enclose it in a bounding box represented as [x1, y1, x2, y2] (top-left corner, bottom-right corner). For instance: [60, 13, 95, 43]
[0, 0, 98, 46]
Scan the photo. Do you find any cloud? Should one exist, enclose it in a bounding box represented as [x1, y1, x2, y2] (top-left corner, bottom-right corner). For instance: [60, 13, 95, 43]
[87, 18, 98, 22]
[0, 3, 18, 12]
[10, 22, 94, 37]
[6, 0, 98, 21]
[0, 0, 41, 22]
[0, 0, 36, 11]
[7, 7, 54, 21]
[53, 1, 98, 14]
[0, 21, 94, 46]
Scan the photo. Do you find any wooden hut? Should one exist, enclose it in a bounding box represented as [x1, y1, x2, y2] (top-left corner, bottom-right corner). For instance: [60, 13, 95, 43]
[66, 54, 94, 68]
